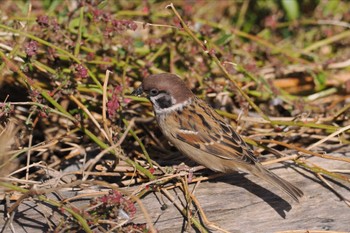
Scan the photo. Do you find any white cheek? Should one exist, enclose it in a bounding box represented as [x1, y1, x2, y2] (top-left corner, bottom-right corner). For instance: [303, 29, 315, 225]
[171, 96, 176, 104]
[150, 93, 177, 111]
[149, 96, 157, 106]
[152, 93, 176, 103]
[153, 98, 193, 114]
[149, 97, 161, 111]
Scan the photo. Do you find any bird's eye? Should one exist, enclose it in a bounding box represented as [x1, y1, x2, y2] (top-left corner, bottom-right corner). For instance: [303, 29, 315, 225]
[149, 88, 159, 96]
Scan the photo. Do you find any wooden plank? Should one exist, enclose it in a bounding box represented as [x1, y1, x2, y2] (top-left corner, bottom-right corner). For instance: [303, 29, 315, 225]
[134, 158, 350, 232]
[0, 156, 349, 232]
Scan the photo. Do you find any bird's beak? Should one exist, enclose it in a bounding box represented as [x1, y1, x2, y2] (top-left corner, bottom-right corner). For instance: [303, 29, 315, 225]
[131, 86, 144, 96]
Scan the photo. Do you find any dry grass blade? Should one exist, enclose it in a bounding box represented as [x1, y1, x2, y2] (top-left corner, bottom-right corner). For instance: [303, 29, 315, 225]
[307, 124, 350, 150]
[316, 173, 350, 207]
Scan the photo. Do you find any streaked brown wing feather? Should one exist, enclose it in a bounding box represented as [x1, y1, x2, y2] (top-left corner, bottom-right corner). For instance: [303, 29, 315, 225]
[167, 97, 258, 165]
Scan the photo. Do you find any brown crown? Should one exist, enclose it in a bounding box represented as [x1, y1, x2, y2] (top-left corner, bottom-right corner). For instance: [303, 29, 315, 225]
[142, 73, 194, 103]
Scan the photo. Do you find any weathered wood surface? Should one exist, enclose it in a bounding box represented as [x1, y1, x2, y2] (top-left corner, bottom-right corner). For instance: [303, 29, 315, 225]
[1, 147, 349, 233]
[133, 153, 350, 233]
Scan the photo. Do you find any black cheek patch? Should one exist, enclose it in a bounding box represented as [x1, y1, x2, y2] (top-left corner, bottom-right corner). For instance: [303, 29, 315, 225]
[156, 95, 173, 109]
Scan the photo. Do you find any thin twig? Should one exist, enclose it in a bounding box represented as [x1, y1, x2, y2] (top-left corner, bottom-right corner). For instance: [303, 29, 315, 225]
[82, 118, 136, 181]
[316, 173, 350, 208]
[307, 124, 350, 150]
[102, 70, 114, 144]
[69, 94, 109, 140]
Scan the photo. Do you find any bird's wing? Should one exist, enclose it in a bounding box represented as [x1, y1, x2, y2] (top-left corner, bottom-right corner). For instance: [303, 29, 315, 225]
[162, 98, 304, 201]
[166, 97, 258, 165]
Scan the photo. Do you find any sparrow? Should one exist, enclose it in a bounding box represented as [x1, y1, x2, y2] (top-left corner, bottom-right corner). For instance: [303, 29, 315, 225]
[133, 73, 303, 202]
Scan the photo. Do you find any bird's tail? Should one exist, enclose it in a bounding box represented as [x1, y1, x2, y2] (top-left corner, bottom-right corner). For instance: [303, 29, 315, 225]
[252, 164, 303, 202]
